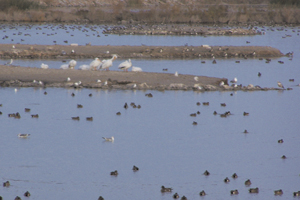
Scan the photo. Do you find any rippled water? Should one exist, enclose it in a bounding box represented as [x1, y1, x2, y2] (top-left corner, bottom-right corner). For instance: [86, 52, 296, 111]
[1, 23, 300, 200]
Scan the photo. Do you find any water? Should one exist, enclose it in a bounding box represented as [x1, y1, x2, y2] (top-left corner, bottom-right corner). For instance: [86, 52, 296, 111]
[1, 23, 300, 200]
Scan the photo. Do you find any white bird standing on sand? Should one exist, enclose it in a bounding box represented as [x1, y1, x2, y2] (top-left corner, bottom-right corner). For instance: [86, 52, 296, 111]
[277, 81, 284, 89]
[68, 59, 77, 69]
[102, 136, 114, 142]
[118, 59, 132, 72]
[100, 55, 117, 71]
[18, 133, 30, 138]
[67, 77, 71, 81]
[41, 63, 49, 69]
[230, 77, 238, 83]
[194, 76, 199, 81]
[4, 59, 13, 65]
[174, 71, 178, 77]
[132, 66, 142, 72]
[89, 58, 102, 70]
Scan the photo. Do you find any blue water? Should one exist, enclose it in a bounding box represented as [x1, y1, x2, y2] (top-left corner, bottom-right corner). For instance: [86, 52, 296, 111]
[0, 24, 300, 200]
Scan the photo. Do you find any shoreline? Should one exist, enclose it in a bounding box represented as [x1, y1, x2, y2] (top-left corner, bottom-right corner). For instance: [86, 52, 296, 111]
[0, 44, 285, 59]
[0, 65, 290, 92]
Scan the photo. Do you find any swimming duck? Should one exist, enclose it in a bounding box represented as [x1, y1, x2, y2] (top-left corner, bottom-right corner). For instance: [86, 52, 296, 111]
[132, 165, 139, 171]
[213, 111, 217, 115]
[89, 93, 92, 97]
[118, 59, 132, 72]
[86, 117, 93, 121]
[212, 59, 217, 64]
[224, 177, 230, 183]
[245, 179, 252, 186]
[181, 196, 187, 200]
[145, 93, 153, 97]
[289, 79, 294, 82]
[18, 134, 30, 138]
[190, 113, 197, 117]
[249, 187, 259, 193]
[71, 93, 75, 97]
[199, 190, 206, 196]
[293, 191, 300, 196]
[192, 121, 198, 125]
[137, 105, 141, 109]
[25, 108, 31, 112]
[196, 102, 201, 106]
[14, 196, 21, 200]
[24, 191, 31, 197]
[77, 104, 83, 108]
[243, 112, 249, 116]
[232, 173, 238, 179]
[203, 102, 209, 106]
[173, 193, 179, 199]
[3, 181, 10, 187]
[102, 136, 114, 142]
[44, 91, 47, 95]
[281, 155, 286, 159]
[220, 103, 226, 107]
[110, 170, 118, 176]
[161, 185, 172, 193]
[258, 72, 261, 77]
[274, 189, 283, 195]
[203, 170, 210, 176]
[72, 116, 80, 120]
[124, 103, 128, 109]
[116, 112, 121, 115]
[31, 114, 39, 118]
[243, 130, 248, 133]
[278, 139, 284, 143]
[98, 196, 104, 200]
[100, 55, 117, 71]
[230, 190, 239, 195]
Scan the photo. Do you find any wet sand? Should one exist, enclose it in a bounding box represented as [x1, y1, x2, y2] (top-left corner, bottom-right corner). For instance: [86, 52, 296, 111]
[0, 44, 284, 59]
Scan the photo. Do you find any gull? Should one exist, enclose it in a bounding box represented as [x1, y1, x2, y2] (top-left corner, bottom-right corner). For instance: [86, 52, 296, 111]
[74, 81, 81, 86]
[174, 71, 178, 77]
[40, 63, 49, 69]
[102, 136, 114, 142]
[118, 59, 132, 72]
[230, 77, 237, 83]
[4, 59, 13, 65]
[39, 81, 43, 85]
[100, 55, 117, 71]
[18, 134, 30, 138]
[194, 76, 199, 81]
[277, 81, 284, 89]
[132, 66, 142, 72]
[67, 77, 71, 81]
[97, 79, 101, 83]
[104, 81, 108, 86]
[219, 81, 224, 86]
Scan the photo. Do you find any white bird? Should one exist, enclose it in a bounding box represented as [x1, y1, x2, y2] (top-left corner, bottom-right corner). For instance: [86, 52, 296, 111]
[219, 81, 224, 86]
[40, 63, 49, 69]
[132, 66, 142, 72]
[174, 71, 178, 77]
[39, 81, 43, 85]
[102, 136, 114, 142]
[89, 58, 102, 70]
[194, 76, 199, 81]
[4, 59, 13, 65]
[18, 133, 30, 138]
[78, 64, 90, 70]
[60, 64, 69, 69]
[100, 55, 117, 71]
[67, 77, 71, 81]
[97, 79, 101, 83]
[277, 81, 284, 89]
[230, 77, 238, 83]
[74, 81, 82, 86]
[68, 59, 77, 69]
[118, 59, 132, 72]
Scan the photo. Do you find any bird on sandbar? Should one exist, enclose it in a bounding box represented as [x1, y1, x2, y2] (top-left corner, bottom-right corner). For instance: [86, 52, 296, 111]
[277, 81, 284, 89]
[89, 58, 102, 70]
[102, 136, 114, 142]
[132, 66, 142, 72]
[18, 133, 30, 138]
[230, 77, 238, 83]
[100, 55, 117, 71]
[118, 59, 132, 72]
[40, 63, 49, 69]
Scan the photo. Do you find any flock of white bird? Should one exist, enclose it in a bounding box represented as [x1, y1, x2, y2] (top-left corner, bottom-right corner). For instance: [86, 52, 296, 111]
[39, 54, 143, 72]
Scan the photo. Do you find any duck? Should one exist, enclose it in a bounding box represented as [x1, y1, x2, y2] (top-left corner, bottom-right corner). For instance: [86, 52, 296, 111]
[232, 173, 238, 179]
[245, 179, 252, 186]
[281, 155, 286, 159]
[124, 103, 128, 109]
[203, 170, 210, 176]
[118, 59, 132, 72]
[86, 117, 93, 121]
[25, 108, 31, 112]
[199, 190, 206, 196]
[77, 104, 83, 108]
[31, 114, 39, 118]
[197, 111, 200, 115]
[196, 102, 201, 106]
[161, 185, 172, 193]
[14, 196, 22, 200]
[243, 130, 249, 133]
[24, 191, 31, 197]
[274, 189, 283, 195]
[203, 102, 209, 106]
[100, 55, 117, 71]
[293, 191, 300, 196]
[71, 93, 75, 97]
[89, 58, 102, 70]
[278, 139, 284, 143]
[220, 103, 226, 107]
[190, 113, 197, 117]
[116, 112, 121, 115]
[181, 196, 187, 200]
[89, 93, 92, 97]
[230, 189, 239, 195]
[132, 165, 139, 171]
[102, 136, 114, 142]
[137, 105, 141, 109]
[145, 93, 153, 97]
[249, 187, 259, 193]
[224, 177, 230, 183]
[213, 111, 217, 115]
[173, 193, 179, 199]
[18, 134, 30, 138]
[110, 170, 118, 176]
[72, 116, 80, 120]
[3, 181, 10, 187]
[243, 112, 249, 116]
[192, 121, 198, 125]
[98, 196, 104, 200]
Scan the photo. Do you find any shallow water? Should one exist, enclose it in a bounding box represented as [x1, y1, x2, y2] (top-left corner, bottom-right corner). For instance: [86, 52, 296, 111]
[1, 23, 300, 200]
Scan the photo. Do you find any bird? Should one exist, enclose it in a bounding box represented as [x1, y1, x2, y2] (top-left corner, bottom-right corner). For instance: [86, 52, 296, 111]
[67, 77, 71, 81]
[161, 185, 172, 192]
[230, 190, 239, 195]
[232, 173, 238, 179]
[174, 71, 178, 77]
[100, 55, 117, 71]
[203, 170, 210, 176]
[110, 170, 118, 176]
[40, 63, 49, 69]
[78, 64, 90, 70]
[68, 60, 77, 69]
[102, 136, 114, 142]
[18, 133, 30, 138]
[277, 81, 284, 89]
[4, 59, 13, 65]
[249, 188, 259, 193]
[274, 189, 283, 195]
[224, 177, 230, 183]
[199, 190, 206, 196]
[194, 76, 199, 81]
[118, 59, 132, 72]
[132, 165, 139, 171]
[89, 58, 102, 70]
[230, 77, 237, 83]
[132, 66, 142, 72]
[245, 179, 252, 186]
